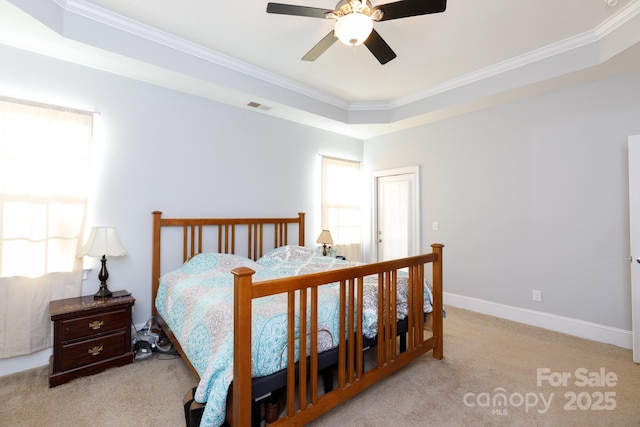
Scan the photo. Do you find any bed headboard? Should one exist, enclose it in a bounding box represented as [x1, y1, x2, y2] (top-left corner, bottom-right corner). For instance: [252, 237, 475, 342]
[151, 211, 306, 317]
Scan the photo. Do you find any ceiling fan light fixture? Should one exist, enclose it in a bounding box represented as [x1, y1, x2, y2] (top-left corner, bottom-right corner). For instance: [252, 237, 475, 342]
[334, 12, 373, 46]
[266, 0, 448, 63]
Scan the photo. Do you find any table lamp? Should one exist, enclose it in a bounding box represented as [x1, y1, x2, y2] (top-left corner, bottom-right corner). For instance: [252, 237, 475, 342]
[78, 226, 127, 299]
[316, 230, 333, 256]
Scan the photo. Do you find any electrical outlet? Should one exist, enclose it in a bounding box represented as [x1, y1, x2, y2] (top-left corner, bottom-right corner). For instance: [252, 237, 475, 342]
[532, 290, 542, 302]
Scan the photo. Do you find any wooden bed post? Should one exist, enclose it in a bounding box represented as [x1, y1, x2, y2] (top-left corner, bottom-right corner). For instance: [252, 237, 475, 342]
[232, 267, 255, 427]
[151, 211, 162, 318]
[298, 212, 305, 246]
[431, 243, 444, 360]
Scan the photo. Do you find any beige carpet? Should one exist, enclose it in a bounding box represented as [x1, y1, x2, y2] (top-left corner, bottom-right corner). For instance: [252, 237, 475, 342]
[1, 307, 638, 427]
[0, 351, 195, 427]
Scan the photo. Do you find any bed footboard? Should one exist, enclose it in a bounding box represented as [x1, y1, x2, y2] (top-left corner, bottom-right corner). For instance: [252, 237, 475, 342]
[232, 244, 444, 426]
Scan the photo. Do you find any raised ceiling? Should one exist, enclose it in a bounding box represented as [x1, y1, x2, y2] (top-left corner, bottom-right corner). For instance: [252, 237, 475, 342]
[2, 0, 640, 138]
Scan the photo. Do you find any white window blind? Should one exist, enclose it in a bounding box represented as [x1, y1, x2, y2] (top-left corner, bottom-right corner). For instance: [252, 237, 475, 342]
[321, 156, 361, 260]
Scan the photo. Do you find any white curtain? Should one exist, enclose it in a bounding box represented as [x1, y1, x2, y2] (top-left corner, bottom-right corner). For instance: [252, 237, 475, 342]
[0, 271, 82, 358]
[0, 97, 92, 358]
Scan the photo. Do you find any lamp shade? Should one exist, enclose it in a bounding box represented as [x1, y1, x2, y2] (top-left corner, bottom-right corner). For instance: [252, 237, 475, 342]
[78, 227, 127, 257]
[316, 230, 334, 245]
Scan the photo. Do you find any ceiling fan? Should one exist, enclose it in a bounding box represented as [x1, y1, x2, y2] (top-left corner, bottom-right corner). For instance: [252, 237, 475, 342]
[266, 0, 447, 64]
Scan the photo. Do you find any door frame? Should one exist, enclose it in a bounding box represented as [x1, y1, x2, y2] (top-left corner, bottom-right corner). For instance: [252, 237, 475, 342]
[629, 135, 640, 363]
[371, 165, 420, 262]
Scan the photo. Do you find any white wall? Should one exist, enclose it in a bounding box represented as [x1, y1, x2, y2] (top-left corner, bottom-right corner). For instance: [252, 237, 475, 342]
[364, 72, 640, 343]
[0, 43, 363, 375]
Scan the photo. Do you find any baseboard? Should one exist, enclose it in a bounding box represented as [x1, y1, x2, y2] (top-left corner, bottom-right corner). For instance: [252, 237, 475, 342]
[444, 292, 633, 350]
[0, 348, 51, 378]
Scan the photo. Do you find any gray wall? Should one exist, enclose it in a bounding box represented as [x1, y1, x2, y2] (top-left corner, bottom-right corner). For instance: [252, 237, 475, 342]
[364, 71, 640, 331]
[0, 43, 363, 374]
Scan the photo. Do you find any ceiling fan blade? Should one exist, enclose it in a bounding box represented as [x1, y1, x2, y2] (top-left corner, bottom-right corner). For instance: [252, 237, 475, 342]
[302, 31, 338, 61]
[375, 0, 447, 22]
[266, 3, 333, 19]
[364, 29, 396, 64]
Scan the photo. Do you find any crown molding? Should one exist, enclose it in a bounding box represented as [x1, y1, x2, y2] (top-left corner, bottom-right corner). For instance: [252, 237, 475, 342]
[59, 0, 351, 110]
[595, 0, 640, 37]
[387, 1, 640, 111]
[348, 28, 598, 112]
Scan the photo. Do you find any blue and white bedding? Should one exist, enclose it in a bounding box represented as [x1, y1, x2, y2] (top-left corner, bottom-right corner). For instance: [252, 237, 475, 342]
[155, 245, 433, 427]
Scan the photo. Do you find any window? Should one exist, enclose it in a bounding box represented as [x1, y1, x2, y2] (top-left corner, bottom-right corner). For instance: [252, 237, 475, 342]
[0, 97, 93, 278]
[321, 156, 361, 260]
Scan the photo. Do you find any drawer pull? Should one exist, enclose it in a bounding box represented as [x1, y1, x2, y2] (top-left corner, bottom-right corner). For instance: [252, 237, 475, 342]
[88, 346, 103, 356]
[89, 320, 104, 330]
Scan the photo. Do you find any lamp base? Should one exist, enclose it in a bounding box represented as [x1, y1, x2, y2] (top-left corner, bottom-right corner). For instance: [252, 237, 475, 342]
[94, 255, 112, 299]
[94, 284, 113, 299]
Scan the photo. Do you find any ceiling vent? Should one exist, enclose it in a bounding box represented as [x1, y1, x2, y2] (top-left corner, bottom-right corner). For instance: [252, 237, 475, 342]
[247, 101, 272, 111]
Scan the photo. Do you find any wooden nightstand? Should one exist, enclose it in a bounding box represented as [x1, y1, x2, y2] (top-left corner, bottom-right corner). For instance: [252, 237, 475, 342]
[49, 291, 135, 387]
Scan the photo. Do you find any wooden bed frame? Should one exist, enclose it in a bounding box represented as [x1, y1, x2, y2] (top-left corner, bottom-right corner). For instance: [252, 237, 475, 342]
[151, 211, 443, 426]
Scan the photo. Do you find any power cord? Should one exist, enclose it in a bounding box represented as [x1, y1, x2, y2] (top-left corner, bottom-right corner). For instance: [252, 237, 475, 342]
[131, 319, 153, 359]
[132, 317, 179, 359]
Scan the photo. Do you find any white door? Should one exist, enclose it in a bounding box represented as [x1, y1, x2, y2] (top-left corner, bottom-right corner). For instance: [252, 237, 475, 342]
[629, 135, 640, 363]
[373, 167, 419, 262]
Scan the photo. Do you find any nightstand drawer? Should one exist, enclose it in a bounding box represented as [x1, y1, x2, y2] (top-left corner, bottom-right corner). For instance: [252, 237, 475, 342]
[61, 308, 128, 341]
[59, 331, 127, 371]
